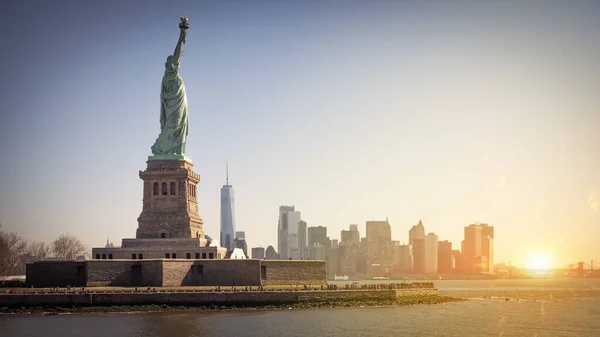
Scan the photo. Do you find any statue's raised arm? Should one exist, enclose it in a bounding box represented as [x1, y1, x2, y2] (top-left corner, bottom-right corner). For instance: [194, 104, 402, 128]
[173, 29, 186, 63]
[173, 17, 189, 65]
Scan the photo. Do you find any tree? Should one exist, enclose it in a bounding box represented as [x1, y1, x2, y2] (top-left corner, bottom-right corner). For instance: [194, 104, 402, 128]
[0, 223, 27, 275]
[52, 233, 88, 261]
[12, 241, 51, 275]
[25, 241, 51, 262]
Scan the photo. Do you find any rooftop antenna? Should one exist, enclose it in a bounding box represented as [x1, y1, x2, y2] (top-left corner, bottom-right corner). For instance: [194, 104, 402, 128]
[226, 161, 229, 186]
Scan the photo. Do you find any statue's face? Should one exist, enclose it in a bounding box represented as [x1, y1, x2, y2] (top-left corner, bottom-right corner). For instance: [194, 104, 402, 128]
[165, 55, 175, 70]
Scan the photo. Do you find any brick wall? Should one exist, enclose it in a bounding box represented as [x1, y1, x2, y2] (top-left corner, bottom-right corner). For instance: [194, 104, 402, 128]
[26, 261, 85, 288]
[260, 260, 327, 285]
[26, 259, 325, 287]
[161, 260, 194, 287]
[85, 260, 162, 287]
[176, 260, 262, 286]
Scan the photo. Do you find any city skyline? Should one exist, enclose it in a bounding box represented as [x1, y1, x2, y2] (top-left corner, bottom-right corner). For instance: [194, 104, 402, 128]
[1, 1, 599, 267]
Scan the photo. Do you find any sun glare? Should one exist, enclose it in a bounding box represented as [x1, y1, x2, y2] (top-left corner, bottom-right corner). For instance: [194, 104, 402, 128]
[525, 252, 554, 270]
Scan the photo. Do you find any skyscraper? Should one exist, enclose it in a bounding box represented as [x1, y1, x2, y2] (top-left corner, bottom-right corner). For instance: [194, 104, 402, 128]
[308, 226, 329, 249]
[424, 233, 439, 273]
[413, 239, 425, 273]
[462, 223, 494, 274]
[438, 240, 453, 273]
[452, 250, 463, 273]
[265, 246, 278, 259]
[480, 223, 494, 273]
[480, 224, 494, 239]
[220, 163, 236, 251]
[482, 235, 494, 273]
[233, 237, 248, 257]
[396, 244, 413, 272]
[277, 206, 301, 259]
[409, 219, 425, 246]
[462, 224, 482, 274]
[307, 226, 329, 260]
[251, 247, 265, 259]
[298, 220, 307, 259]
[366, 220, 392, 260]
[341, 224, 360, 245]
[277, 206, 293, 259]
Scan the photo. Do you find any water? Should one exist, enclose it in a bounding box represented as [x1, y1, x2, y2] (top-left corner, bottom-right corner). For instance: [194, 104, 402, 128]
[2, 279, 600, 336]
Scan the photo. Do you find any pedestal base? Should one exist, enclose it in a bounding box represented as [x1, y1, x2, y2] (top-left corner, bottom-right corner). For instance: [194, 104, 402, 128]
[92, 238, 226, 260]
[148, 155, 192, 163]
[137, 157, 204, 242]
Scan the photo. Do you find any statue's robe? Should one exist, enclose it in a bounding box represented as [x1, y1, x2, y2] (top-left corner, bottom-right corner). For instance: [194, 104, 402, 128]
[151, 55, 189, 156]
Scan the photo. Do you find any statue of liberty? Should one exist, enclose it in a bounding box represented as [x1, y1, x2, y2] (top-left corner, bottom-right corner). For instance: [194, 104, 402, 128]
[151, 18, 191, 157]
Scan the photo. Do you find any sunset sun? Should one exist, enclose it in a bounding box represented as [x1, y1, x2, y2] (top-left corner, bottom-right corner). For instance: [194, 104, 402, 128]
[525, 252, 554, 270]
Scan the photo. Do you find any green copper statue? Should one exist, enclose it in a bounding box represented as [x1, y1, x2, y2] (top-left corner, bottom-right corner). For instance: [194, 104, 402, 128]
[151, 18, 190, 157]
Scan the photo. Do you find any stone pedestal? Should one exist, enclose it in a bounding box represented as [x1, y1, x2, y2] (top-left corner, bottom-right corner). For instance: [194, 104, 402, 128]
[136, 159, 206, 246]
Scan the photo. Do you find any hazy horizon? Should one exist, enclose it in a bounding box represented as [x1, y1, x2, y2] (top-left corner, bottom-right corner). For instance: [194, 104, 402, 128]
[1, 1, 599, 267]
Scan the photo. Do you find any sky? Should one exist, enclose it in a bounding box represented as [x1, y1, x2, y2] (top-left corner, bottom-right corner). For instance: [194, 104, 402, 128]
[1, 0, 599, 267]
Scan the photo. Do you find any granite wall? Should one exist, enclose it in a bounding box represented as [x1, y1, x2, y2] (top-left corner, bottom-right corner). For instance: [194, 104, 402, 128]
[260, 260, 327, 285]
[163, 260, 262, 287]
[161, 260, 194, 287]
[26, 261, 85, 288]
[86, 260, 162, 287]
[25, 259, 325, 287]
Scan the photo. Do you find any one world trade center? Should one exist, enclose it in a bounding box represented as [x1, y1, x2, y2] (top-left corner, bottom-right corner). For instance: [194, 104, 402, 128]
[220, 163, 236, 251]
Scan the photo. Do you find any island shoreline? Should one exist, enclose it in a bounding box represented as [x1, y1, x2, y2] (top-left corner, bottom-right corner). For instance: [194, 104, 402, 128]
[0, 295, 465, 315]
